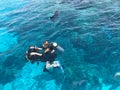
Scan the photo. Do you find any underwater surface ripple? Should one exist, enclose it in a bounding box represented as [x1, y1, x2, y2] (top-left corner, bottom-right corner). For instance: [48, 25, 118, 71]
[0, 0, 120, 90]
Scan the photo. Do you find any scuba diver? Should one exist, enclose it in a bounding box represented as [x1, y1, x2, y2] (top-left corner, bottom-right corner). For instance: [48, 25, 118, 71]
[25, 46, 43, 65]
[40, 40, 64, 72]
[25, 40, 64, 72]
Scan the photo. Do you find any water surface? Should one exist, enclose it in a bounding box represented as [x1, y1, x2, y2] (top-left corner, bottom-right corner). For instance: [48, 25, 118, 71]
[0, 0, 120, 90]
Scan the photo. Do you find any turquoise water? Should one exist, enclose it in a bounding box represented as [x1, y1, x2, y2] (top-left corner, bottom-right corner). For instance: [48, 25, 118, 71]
[0, 0, 120, 90]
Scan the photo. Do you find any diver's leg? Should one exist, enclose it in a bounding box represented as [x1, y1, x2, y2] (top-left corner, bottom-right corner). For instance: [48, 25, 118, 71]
[43, 61, 49, 72]
[46, 61, 51, 69]
[52, 61, 60, 67]
[43, 61, 52, 72]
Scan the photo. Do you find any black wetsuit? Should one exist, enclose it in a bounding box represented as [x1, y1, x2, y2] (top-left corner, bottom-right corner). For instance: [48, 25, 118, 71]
[41, 43, 57, 63]
[26, 43, 57, 63]
[26, 46, 42, 61]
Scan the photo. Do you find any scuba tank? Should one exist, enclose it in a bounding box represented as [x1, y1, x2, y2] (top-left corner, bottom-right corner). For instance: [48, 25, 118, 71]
[51, 42, 64, 53]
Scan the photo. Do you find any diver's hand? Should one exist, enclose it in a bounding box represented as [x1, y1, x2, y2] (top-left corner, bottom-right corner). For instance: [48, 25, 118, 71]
[44, 48, 50, 53]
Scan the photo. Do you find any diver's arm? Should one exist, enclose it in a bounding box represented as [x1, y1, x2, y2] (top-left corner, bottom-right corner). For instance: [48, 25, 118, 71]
[44, 48, 50, 53]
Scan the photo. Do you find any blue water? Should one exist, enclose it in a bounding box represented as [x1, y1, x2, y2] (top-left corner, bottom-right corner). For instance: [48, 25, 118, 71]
[0, 0, 120, 90]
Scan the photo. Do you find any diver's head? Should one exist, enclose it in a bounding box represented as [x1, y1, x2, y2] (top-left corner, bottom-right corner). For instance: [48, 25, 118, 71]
[43, 41, 49, 48]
